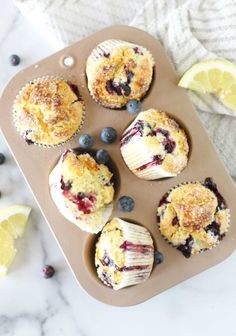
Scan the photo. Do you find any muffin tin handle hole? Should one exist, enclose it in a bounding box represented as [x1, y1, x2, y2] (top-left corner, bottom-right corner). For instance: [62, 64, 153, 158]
[60, 55, 75, 68]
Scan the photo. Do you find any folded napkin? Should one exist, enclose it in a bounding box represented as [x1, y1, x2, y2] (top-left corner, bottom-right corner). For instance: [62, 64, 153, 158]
[14, 0, 144, 48]
[15, 0, 236, 179]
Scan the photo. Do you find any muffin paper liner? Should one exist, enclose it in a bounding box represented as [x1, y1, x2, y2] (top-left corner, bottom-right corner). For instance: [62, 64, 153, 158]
[96, 217, 154, 290]
[86, 39, 155, 108]
[12, 75, 86, 148]
[157, 180, 231, 256]
[120, 135, 176, 180]
[120, 110, 187, 180]
[117, 219, 154, 290]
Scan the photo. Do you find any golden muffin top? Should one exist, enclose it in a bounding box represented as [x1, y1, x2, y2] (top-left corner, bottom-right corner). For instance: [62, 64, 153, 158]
[60, 150, 114, 214]
[169, 184, 218, 230]
[157, 180, 230, 256]
[86, 39, 154, 108]
[13, 78, 84, 146]
[121, 109, 189, 174]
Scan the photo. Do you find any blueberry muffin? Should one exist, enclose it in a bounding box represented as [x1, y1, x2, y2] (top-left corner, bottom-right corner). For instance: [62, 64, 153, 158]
[49, 149, 114, 233]
[120, 109, 189, 180]
[13, 78, 85, 146]
[86, 40, 154, 108]
[157, 178, 230, 258]
[95, 218, 154, 290]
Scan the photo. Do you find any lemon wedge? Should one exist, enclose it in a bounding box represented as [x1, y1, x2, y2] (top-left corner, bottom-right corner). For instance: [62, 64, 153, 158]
[0, 205, 31, 276]
[0, 227, 16, 277]
[0, 205, 31, 238]
[178, 59, 236, 111]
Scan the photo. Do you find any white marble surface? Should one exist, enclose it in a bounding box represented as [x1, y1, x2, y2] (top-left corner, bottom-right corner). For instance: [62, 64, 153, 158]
[1, 2, 236, 336]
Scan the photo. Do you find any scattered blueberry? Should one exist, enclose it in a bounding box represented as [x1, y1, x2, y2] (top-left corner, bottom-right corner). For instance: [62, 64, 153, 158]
[117, 196, 135, 212]
[96, 149, 109, 164]
[79, 134, 94, 149]
[0, 153, 6, 165]
[100, 127, 117, 144]
[9, 54, 21, 66]
[126, 100, 141, 115]
[154, 251, 164, 265]
[41, 265, 55, 279]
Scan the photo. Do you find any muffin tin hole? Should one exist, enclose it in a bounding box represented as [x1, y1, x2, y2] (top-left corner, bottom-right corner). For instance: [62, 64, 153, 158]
[61, 55, 75, 68]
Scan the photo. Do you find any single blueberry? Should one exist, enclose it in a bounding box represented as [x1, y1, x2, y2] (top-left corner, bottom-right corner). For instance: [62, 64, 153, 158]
[100, 127, 117, 144]
[79, 134, 94, 149]
[41, 265, 55, 279]
[117, 196, 135, 212]
[126, 100, 141, 115]
[96, 149, 109, 164]
[0, 153, 6, 165]
[154, 251, 164, 265]
[9, 54, 20, 66]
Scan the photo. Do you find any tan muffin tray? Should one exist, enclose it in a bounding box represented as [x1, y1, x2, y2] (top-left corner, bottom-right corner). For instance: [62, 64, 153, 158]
[1, 26, 236, 306]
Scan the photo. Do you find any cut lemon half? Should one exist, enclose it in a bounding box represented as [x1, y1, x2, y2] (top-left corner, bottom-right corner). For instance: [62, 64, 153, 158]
[0, 205, 31, 277]
[0, 204, 31, 238]
[178, 59, 236, 111]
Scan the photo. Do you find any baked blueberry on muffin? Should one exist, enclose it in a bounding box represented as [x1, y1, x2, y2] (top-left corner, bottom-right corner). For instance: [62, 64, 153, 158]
[86, 40, 154, 108]
[13, 78, 85, 146]
[120, 109, 189, 180]
[157, 178, 230, 258]
[95, 218, 154, 290]
[49, 149, 114, 233]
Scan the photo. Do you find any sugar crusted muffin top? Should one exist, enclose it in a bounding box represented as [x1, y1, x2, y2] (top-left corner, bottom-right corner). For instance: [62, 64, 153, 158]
[86, 39, 154, 108]
[169, 184, 217, 230]
[157, 178, 230, 257]
[13, 78, 84, 146]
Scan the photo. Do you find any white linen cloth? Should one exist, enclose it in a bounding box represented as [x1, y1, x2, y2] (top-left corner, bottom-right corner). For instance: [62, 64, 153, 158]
[14, 0, 236, 178]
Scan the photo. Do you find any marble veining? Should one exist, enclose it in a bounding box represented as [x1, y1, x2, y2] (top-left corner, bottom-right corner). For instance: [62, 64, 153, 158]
[0, 2, 236, 336]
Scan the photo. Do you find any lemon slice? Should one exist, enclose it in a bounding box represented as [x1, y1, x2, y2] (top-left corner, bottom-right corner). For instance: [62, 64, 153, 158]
[0, 205, 31, 277]
[178, 59, 236, 111]
[0, 205, 31, 238]
[0, 227, 16, 277]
